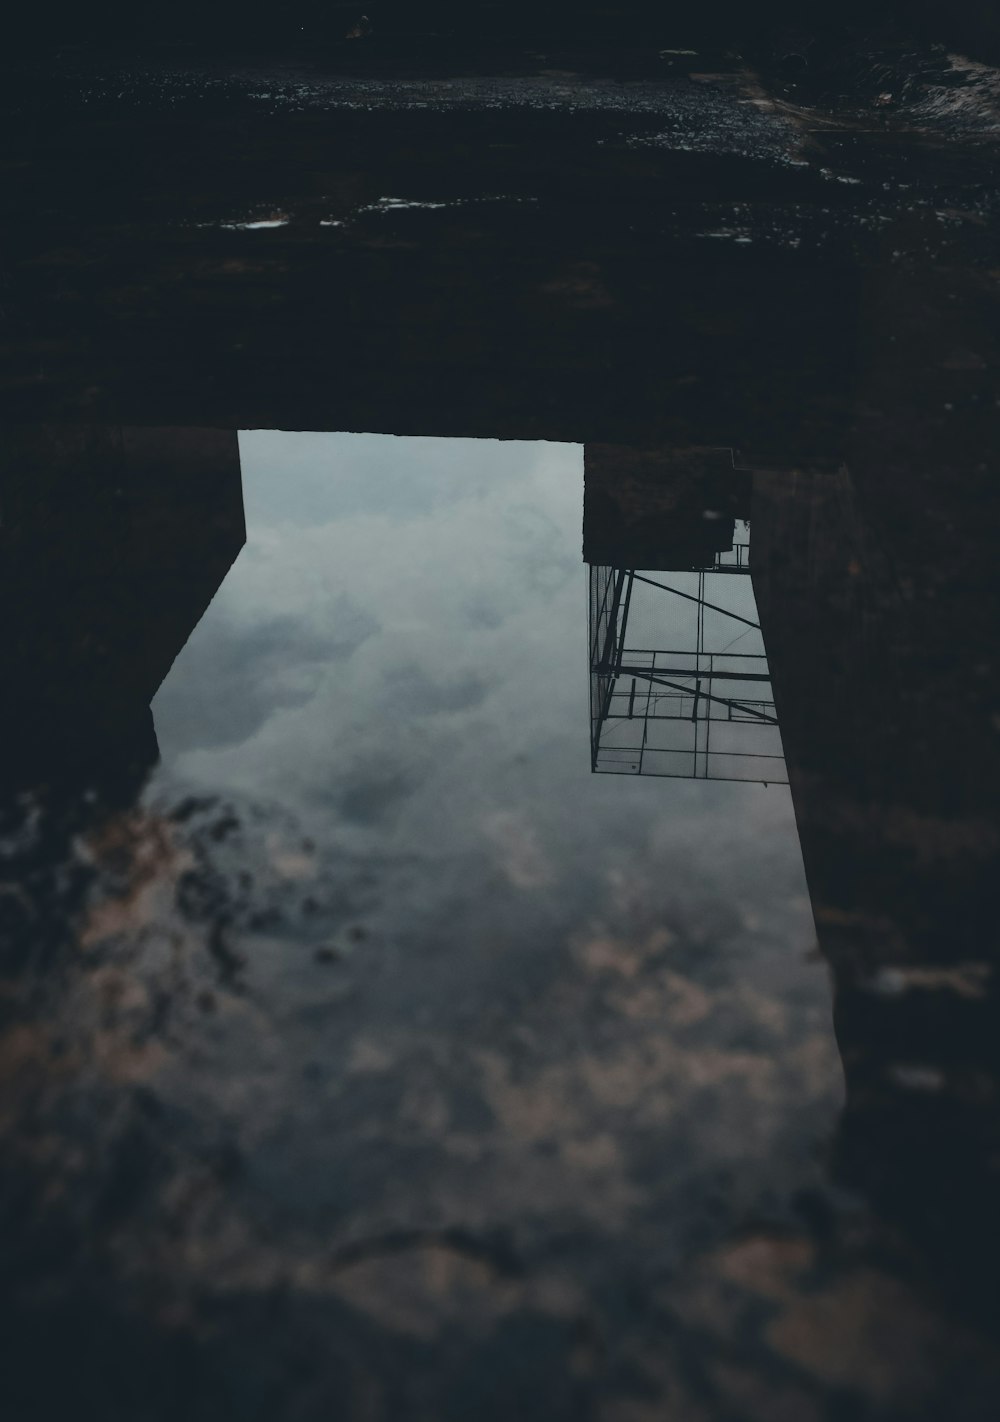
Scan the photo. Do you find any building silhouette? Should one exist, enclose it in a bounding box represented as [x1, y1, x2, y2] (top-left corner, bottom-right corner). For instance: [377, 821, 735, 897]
[0, 426, 245, 794]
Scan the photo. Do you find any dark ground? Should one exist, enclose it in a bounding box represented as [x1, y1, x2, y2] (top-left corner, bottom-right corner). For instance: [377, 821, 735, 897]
[2, 23, 1000, 1422]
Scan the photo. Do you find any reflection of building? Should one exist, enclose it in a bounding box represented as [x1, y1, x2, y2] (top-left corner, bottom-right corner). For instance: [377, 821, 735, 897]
[587, 438, 1000, 1273]
[585, 445, 785, 783]
[0, 426, 245, 792]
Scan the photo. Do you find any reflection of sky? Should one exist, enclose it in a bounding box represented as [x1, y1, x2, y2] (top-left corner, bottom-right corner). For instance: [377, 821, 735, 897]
[150, 432, 813, 971]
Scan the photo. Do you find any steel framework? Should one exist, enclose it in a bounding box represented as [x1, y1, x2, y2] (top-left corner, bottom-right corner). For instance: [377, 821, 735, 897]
[588, 527, 787, 784]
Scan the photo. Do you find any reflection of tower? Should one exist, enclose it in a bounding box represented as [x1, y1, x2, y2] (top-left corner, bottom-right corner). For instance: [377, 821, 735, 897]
[587, 440, 1000, 1272]
[585, 445, 785, 783]
[0, 426, 245, 793]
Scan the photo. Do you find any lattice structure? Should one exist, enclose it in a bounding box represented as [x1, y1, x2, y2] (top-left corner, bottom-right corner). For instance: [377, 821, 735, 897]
[588, 524, 787, 783]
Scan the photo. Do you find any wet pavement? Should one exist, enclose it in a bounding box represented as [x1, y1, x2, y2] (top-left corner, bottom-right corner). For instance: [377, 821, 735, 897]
[2, 35, 1000, 1422]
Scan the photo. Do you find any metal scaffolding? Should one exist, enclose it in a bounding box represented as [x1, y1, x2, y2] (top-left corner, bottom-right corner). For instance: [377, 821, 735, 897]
[588, 525, 787, 784]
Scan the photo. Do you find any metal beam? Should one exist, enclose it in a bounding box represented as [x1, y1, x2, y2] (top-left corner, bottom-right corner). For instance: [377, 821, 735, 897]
[608, 670, 778, 724]
[629, 573, 760, 629]
[610, 662, 773, 683]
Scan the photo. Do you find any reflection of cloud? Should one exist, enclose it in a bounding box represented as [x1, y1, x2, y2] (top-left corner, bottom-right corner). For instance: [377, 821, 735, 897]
[336, 757, 423, 828]
[155, 434, 582, 799]
[460, 595, 505, 631]
[482, 810, 555, 890]
[498, 501, 578, 595]
[379, 663, 491, 717]
[155, 600, 377, 753]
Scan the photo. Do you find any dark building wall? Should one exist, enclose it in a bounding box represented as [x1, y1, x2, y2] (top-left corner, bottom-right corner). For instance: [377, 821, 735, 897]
[0, 427, 245, 788]
[750, 457, 1000, 1266]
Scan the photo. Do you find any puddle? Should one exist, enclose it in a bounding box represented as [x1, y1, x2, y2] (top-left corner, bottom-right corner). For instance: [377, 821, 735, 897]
[0, 429, 841, 1328]
[143, 433, 823, 1064]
